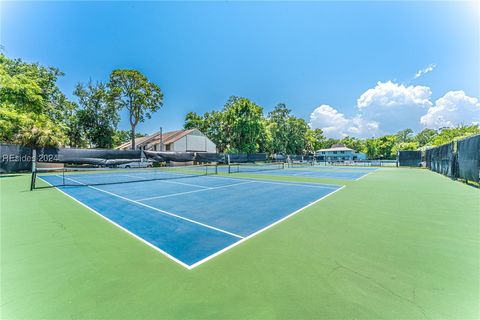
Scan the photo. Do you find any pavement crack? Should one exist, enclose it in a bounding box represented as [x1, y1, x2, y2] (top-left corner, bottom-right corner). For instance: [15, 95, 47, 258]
[332, 260, 429, 320]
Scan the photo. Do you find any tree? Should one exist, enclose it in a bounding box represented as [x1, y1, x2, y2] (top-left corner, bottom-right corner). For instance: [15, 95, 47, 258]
[415, 128, 437, 146]
[377, 135, 397, 159]
[63, 101, 87, 148]
[109, 70, 163, 149]
[257, 119, 272, 153]
[431, 125, 480, 146]
[286, 117, 309, 154]
[305, 130, 315, 154]
[184, 112, 204, 131]
[364, 138, 379, 159]
[267, 104, 291, 154]
[74, 81, 119, 148]
[396, 128, 414, 143]
[392, 141, 420, 154]
[0, 54, 72, 147]
[0, 106, 66, 147]
[222, 96, 263, 153]
[321, 138, 340, 149]
[339, 136, 366, 153]
[112, 130, 131, 146]
[203, 111, 227, 151]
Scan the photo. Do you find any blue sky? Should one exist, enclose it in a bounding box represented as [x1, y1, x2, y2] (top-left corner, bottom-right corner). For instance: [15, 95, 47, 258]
[1, 1, 479, 137]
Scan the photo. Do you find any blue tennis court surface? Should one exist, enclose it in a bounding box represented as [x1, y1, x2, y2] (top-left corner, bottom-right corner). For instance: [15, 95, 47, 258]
[262, 169, 372, 180]
[220, 165, 376, 180]
[40, 173, 342, 269]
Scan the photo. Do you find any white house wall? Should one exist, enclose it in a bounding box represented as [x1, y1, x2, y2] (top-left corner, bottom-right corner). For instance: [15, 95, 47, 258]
[170, 134, 217, 152]
[205, 139, 216, 152]
[172, 136, 187, 151]
[186, 135, 207, 152]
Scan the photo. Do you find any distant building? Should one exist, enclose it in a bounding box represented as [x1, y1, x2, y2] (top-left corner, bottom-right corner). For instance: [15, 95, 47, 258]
[116, 129, 217, 153]
[316, 144, 366, 161]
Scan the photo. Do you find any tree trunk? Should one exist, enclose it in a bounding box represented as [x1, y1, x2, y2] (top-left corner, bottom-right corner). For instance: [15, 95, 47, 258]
[131, 125, 136, 150]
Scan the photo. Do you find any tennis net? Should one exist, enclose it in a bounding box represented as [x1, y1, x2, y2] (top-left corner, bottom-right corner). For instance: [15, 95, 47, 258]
[228, 162, 285, 173]
[31, 164, 218, 189]
[288, 161, 314, 168]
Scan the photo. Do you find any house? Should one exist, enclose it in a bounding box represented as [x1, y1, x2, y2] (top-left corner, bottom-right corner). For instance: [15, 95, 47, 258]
[116, 129, 217, 153]
[316, 144, 366, 161]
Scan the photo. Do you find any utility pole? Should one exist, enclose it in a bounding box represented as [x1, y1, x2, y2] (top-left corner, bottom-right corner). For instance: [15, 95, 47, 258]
[159, 127, 163, 151]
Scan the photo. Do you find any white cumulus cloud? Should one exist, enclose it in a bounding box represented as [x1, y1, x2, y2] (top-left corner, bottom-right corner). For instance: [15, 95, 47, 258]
[414, 64, 436, 79]
[356, 81, 432, 133]
[309, 81, 480, 138]
[309, 104, 379, 138]
[420, 91, 480, 129]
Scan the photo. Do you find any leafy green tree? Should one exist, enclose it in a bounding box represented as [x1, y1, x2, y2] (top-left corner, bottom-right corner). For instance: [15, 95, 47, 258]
[395, 128, 414, 143]
[0, 107, 67, 147]
[305, 128, 325, 154]
[415, 128, 437, 146]
[183, 110, 228, 151]
[364, 138, 379, 159]
[321, 138, 340, 149]
[109, 69, 163, 149]
[392, 141, 420, 154]
[112, 130, 132, 146]
[203, 111, 227, 151]
[63, 101, 87, 148]
[267, 103, 291, 154]
[222, 96, 263, 153]
[286, 117, 309, 154]
[0, 54, 72, 147]
[184, 112, 204, 131]
[257, 119, 272, 153]
[74, 81, 119, 148]
[377, 135, 398, 159]
[339, 136, 366, 153]
[431, 125, 480, 146]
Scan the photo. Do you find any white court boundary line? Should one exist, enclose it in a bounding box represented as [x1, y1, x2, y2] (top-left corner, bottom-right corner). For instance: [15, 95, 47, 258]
[38, 175, 346, 270]
[212, 175, 340, 189]
[354, 171, 374, 181]
[54, 175, 244, 239]
[283, 169, 368, 180]
[137, 181, 255, 202]
[38, 177, 192, 269]
[64, 168, 340, 189]
[120, 174, 211, 189]
[188, 185, 346, 269]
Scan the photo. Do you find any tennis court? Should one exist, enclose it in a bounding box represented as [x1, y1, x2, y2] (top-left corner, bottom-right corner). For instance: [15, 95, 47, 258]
[3, 167, 480, 319]
[37, 169, 342, 268]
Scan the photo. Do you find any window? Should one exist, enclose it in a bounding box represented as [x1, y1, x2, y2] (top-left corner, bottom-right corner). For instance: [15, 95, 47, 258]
[166, 144, 171, 151]
[333, 151, 337, 154]
[340, 151, 345, 154]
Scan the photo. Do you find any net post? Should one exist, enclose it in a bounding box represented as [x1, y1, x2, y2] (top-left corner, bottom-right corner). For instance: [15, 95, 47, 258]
[30, 149, 37, 191]
[227, 154, 231, 173]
